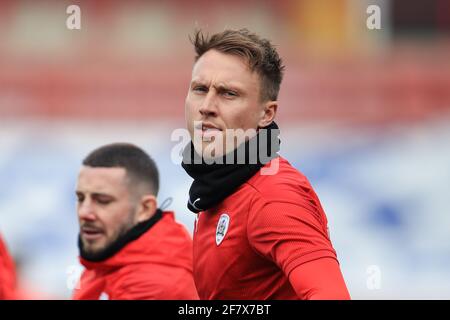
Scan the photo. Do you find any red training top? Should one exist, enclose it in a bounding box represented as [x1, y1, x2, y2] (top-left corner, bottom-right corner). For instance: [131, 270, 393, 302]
[73, 211, 199, 300]
[193, 157, 350, 299]
[0, 234, 17, 300]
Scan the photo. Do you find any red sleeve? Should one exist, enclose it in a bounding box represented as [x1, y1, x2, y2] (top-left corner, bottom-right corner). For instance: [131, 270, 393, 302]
[248, 199, 338, 277]
[0, 236, 17, 300]
[248, 199, 349, 299]
[289, 257, 350, 300]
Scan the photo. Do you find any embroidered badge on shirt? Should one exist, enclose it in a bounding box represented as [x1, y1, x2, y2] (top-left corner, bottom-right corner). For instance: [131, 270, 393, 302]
[216, 213, 230, 246]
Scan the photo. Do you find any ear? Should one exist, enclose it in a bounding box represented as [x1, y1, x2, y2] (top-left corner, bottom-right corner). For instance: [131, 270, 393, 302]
[135, 194, 158, 223]
[258, 101, 278, 128]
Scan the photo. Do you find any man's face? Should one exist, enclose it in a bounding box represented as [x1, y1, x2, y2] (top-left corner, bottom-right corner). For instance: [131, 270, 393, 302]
[76, 166, 137, 256]
[185, 49, 265, 157]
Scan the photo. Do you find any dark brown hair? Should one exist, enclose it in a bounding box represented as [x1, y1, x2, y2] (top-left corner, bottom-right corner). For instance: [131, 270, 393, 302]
[190, 29, 285, 101]
[82, 143, 159, 196]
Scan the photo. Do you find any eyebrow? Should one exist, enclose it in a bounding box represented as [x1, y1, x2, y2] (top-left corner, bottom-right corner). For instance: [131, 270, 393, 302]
[191, 80, 244, 94]
[93, 193, 114, 198]
[190, 80, 208, 89]
[75, 191, 116, 200]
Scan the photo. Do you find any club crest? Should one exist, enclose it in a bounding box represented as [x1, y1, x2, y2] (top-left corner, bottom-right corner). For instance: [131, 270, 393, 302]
[216, 213, 230, 246]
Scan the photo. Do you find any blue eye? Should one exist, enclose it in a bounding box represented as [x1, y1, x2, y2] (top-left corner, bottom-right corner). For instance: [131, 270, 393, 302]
[224, 91, 237, 97]
[193, 86, 207, 93]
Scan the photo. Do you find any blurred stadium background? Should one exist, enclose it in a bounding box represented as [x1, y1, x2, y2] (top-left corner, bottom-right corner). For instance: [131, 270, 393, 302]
[0, 0, 449, 299]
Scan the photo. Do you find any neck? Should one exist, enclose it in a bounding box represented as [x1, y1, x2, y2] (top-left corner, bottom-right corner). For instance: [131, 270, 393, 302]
[78, 209, 163, 262]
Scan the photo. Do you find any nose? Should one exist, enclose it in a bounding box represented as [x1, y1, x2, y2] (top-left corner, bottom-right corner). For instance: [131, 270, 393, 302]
[199, 91, 218, 118]
[78, 199, 97, 222]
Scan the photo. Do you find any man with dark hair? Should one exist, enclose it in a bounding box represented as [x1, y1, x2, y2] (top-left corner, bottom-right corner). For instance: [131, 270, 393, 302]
[182, 29, 350, 299]
[73, 143, 198, 300]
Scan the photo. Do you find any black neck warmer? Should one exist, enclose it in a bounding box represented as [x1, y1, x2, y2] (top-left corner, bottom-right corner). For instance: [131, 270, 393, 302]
[181, 122, 280, 213]
[78, 209, 163, 262]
